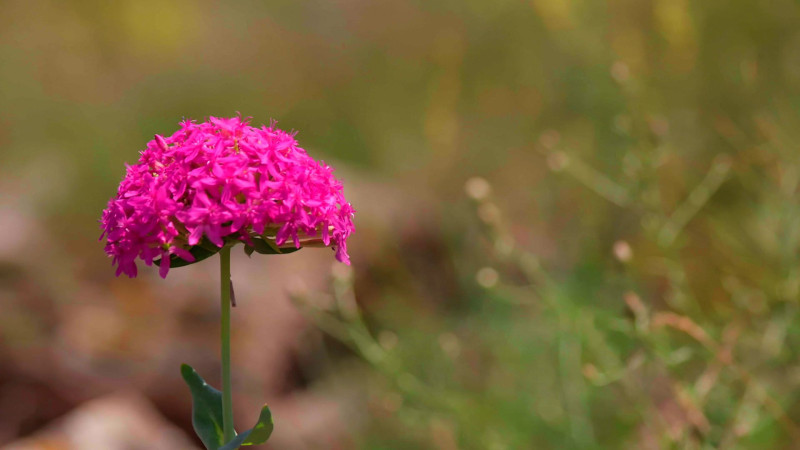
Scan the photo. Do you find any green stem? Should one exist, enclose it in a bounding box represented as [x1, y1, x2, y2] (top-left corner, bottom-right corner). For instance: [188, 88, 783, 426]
[220, 246, 235, 442]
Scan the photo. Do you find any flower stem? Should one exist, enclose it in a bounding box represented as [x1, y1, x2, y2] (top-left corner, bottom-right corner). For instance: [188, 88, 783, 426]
[220, 246, 235, 442]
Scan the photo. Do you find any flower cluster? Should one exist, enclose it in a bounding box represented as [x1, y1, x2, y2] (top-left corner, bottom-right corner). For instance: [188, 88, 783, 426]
[100, 116, 355, 278]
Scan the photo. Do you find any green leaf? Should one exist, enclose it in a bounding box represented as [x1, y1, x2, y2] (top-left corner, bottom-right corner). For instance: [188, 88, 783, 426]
[219, 432, 251, 450]
[218, 405, 274, 450]
[180, 364, 225, 450]
[242, 404, 274, 445]
[155, 236, 300, 270]
[155, 241, 222, 268]
[250, 237, 301, 255]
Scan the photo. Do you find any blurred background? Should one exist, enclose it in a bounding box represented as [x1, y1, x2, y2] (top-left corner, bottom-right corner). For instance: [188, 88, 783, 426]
[2, 0, 800, 448]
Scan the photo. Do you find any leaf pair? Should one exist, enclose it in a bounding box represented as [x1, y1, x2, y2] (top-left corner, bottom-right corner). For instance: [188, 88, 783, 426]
[243, 237, 301, 257]
[155, 237, 300, 268]
[181, 364, 273, 449]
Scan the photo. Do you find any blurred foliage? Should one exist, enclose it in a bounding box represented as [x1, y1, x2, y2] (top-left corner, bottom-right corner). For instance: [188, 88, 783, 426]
[2, 0, 800, 448]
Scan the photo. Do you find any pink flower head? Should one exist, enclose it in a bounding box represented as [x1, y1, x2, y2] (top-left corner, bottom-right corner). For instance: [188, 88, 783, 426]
[100, 115, 355, 278]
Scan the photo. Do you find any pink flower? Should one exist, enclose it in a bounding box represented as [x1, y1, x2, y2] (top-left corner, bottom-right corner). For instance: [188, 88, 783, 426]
[100, 116, 355, 278]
